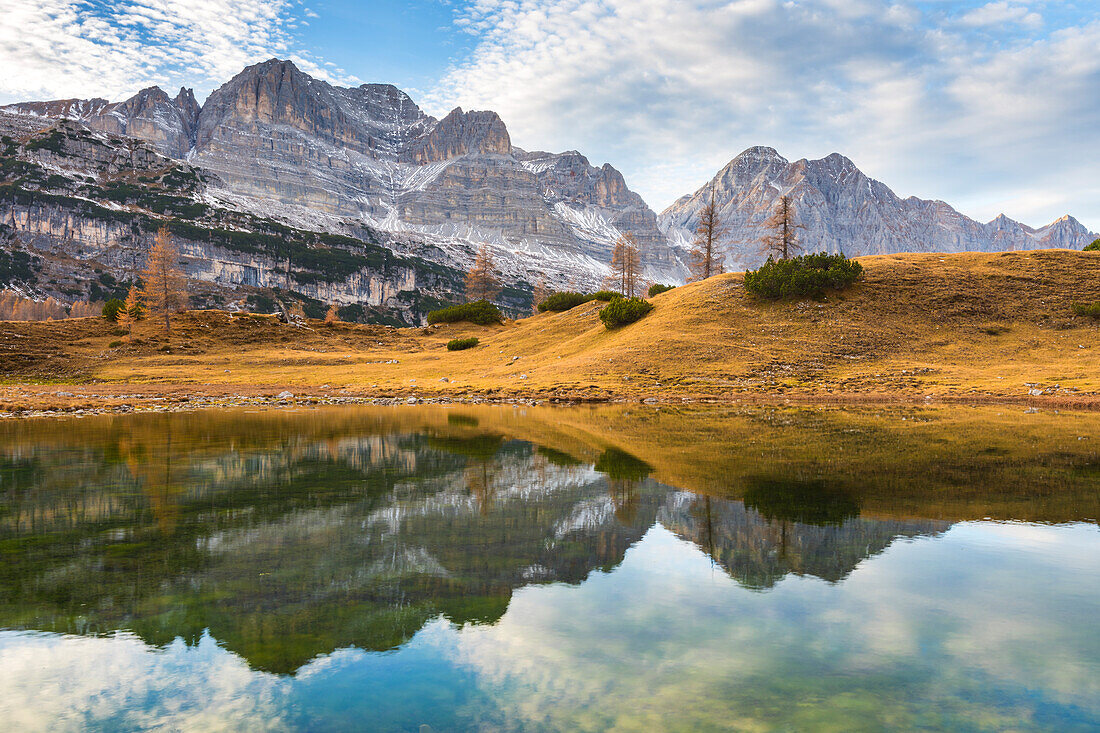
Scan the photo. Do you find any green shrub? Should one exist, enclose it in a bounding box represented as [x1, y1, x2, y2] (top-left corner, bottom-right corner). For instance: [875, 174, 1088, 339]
[1085, 239, 1100, 252]
[1072, 302, 1100, 318]
[599, 297, 653, 329]
[648, 283, 675, 297]
[447, 336, 480, 351]
[744, 253, 864, 300]
[538, 291, 591, 312]
[102, 298, 125, 322]
[590, 290, 619, 302]
[108, 340, 123, 348]
[129, 301, 146, 321]
[427, 300, 502, 325]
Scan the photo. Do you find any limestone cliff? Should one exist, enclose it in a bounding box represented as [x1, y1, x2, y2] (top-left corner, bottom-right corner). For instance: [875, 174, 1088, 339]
[3, 59, 683, 289]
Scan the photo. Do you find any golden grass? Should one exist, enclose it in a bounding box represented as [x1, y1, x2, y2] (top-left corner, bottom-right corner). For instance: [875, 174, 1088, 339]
[1, 249, 1098, 407]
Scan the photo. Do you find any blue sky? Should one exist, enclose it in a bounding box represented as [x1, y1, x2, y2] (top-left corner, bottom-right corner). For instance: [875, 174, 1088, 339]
[2, 0, 1098, 230]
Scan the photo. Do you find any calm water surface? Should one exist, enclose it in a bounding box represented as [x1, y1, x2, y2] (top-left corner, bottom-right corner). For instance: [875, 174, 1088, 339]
[0, 405, 1097, 731]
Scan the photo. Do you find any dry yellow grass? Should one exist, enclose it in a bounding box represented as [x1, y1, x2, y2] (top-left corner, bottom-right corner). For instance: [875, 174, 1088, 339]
[1, 249, 1098, 408]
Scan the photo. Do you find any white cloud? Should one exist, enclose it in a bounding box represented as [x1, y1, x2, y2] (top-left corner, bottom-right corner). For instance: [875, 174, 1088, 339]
[0, 0, 357, 105]
[0, 631, 288, 731]
[957, 1, 1042, 29]
[427, 0, 1100, 229]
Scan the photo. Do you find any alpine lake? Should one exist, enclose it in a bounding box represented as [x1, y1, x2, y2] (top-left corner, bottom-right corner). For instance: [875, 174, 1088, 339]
[0, 403, 1097, 732]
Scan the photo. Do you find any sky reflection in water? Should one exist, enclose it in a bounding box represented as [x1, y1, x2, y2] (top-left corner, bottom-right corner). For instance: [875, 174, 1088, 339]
[0, 405, 1096, 731]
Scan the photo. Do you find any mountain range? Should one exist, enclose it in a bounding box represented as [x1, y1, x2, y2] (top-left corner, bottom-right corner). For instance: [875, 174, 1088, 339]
[659, 146, 1095, 270]
[1, 58, 1094, 322]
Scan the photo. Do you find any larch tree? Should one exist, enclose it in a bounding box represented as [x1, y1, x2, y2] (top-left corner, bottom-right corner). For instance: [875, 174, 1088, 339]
[531, 276, 550, 315]
[609, 233, 643, 298]
[140, 226, 188, 333]
[689, 184, 728, 281]
[465, 244, 502, 303]
[117, 285, 140, 339]
[760, 194, 803, 260]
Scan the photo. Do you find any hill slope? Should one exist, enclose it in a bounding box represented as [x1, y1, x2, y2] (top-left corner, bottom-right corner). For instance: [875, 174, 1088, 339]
[1, 250, 1097, 407]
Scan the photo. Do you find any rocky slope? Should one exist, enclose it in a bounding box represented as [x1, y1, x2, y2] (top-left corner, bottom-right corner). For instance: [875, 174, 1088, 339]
[0, 114, 470, 324]
[660, 146, 1097, 270]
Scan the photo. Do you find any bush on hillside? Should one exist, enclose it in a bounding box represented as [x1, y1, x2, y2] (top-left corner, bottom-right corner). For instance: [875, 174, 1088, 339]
[427, 300, 503, 325]
[1072, 302, 1100, 319]
[102, 298, 125, 322]
[599, 296, 653, 329]
[648, 283, 675, 297]
[744, 253, 863, 300]
[1085, 239, 1100, 252]
[538, 290, 628, 312]
[447, 336, 480, 351]
[538, 291, 591, 312]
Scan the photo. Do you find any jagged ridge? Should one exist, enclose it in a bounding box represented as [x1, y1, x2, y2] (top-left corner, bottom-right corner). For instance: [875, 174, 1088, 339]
[659, 146, 1097, 269]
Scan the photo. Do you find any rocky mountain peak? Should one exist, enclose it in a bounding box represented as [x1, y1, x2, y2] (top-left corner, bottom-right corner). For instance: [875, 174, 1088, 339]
[175, 87, 199, 111]
[735, 145, 784, 162]
[726, 145, 786, 169]
[413, 107, 511, 164]
[714, 146, 790, 189]
[816, 152, 860, 177]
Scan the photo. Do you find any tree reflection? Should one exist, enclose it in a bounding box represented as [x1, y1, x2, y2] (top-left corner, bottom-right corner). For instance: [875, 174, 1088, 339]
[594, 448, 653, 525]
[743, 477, 861, 527]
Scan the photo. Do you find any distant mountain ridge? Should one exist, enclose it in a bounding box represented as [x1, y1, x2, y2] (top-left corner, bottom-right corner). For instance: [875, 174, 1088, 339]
[659, 146, 1096, 270]
[1, 60, 1095, 320]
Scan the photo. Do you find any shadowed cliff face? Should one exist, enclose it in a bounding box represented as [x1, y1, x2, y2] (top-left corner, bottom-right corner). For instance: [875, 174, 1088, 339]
[1, 405, 1096, 674]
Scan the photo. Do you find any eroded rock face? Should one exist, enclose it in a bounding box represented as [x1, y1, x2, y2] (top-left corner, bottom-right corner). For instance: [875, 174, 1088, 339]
[660, 147, 1098, 269]
[196, 59, 434, 158]
[187, 60, 685, 286]
[516, 149, 681, 275]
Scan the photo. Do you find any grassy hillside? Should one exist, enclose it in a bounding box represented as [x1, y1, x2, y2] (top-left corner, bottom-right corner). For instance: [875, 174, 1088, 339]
[1, 250, 1098, 407]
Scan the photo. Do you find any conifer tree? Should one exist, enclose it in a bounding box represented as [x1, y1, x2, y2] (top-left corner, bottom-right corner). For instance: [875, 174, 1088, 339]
[465, 244, 501, 302]
[117, 286, 140, 339]
[609, 233, 643, 297]
[531, 276, 550, 315]
[689, 184, 728, 280]
[760, 195, 803, 260]
[140, 226, 187, 333]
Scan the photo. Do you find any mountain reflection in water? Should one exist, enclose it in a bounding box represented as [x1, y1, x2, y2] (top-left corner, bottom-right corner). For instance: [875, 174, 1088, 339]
[0, 404, 1097, 732]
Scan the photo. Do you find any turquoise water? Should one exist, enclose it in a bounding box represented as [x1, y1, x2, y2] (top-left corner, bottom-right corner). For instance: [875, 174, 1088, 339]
[0, 406, 1097, 731]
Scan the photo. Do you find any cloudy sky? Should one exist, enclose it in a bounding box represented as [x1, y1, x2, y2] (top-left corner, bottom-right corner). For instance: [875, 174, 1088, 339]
[2, 1, 1097, 229]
